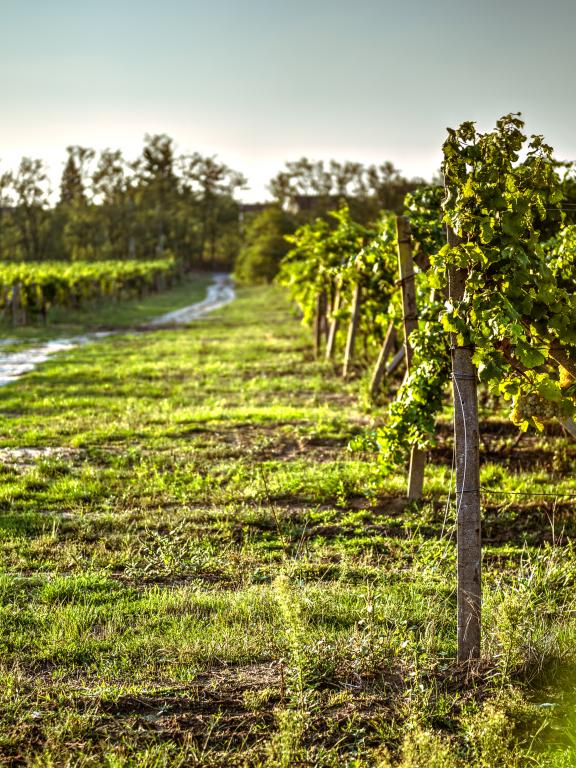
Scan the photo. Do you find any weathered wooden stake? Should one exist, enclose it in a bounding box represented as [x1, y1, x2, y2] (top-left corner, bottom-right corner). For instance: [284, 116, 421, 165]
[40, 286, 48, 324]
[386, 345, 405, 376]
[0, 286, 9, 320]
[313, 290, 326, 359]
[11, 283, 24, 327]
[397, 217, 425, 500]
[322, 288, 332, 343]
[369, 323, 397, 399]
[447, 227, 481, 663]
[325, 287, 341, 361]
[560, 417, 576, 439]
[342, 283, 362, 378]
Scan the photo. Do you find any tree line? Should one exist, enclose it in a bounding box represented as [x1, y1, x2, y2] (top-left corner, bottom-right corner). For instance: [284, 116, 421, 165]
[0, 136, 246, 268]
[0, 140, 428, 273]
[236, 159, 428, 282]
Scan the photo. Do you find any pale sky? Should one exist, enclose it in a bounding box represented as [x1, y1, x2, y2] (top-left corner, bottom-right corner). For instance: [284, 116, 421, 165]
[1, 0, 575, 201]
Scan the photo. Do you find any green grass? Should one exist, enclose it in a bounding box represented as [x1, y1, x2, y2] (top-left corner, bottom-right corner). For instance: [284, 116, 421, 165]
[0, 284, 575, 766]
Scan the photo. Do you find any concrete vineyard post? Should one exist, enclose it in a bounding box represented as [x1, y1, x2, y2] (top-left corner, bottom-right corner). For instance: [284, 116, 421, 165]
[447, 226, 482, 663]
[369, 323, 397, 399]
[325, 286, 341, 361]
[396, 216, 425, 499]
[342, 283, 362, 378]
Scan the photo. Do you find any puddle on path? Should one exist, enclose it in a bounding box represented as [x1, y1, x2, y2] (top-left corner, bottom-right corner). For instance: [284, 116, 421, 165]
[0, 273, 234, 387]
[147, 272, 235, 325]
[0, 446, 83, 469]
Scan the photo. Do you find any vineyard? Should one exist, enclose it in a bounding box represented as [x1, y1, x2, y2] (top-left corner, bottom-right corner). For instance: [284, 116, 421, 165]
[280, 114, 576, 665]
[1, 114, 576, 767]
[0, 256, 180, 325]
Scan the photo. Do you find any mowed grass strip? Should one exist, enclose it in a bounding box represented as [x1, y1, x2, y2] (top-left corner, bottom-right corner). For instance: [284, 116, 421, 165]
[1, 285, 576, 766]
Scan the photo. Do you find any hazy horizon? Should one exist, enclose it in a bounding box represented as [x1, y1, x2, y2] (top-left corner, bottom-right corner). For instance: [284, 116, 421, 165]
[2, 0, 576, 201]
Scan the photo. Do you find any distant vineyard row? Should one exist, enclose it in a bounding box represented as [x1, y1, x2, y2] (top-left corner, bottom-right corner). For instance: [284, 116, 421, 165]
[0, 256, 179, 323]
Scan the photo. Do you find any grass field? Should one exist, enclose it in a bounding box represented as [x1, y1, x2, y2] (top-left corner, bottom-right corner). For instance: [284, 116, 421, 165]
[1, 283, 576, 766]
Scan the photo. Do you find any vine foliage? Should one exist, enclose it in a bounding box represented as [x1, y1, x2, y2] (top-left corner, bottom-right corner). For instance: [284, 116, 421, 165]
[365, 115, 576, 469]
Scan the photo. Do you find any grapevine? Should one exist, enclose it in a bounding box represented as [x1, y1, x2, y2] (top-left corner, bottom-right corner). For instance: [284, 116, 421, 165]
[438, 114, 576, 432]
[360, 116, 576, 472]
[278, 204, 396, 352]
[0, 256, 178, 321]
[279, 116, 576, 473]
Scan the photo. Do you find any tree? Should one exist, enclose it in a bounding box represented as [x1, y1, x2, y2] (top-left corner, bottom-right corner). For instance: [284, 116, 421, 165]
[58, 146, 101, 260]
[2, 138, 248, 268]
[59, 146, 95, 205]
[235, 206, 295, 283]
[92, 149, 136, 259]
[0, 168, 15, 260]
[180, 153, 247, 268]
[268, 157, 337, 209]
[92, 149, 126, 203]
[268, 158, 425, 220]
[365, 162, 424, 212]
[135, 134, 177, 256]
[11, 158, 51, 260]
[329, 160, 366, 197]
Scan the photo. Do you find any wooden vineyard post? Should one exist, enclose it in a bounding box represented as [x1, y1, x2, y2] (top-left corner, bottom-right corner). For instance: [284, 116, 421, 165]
[396, 216, 425, 500]
[342, 283, 362, 378]
[313, 290, 326, 359]
[560, 416, 576, 439]
[323, 287, 332, 343]
[11, 283, 24, 327]
[386, 345, 405, 376]
[369, 322, 397, 399]
[325, 286, 341, 361]
[11, 284, 18, 326]
[0, 286, 8, 321]
[447, 226, 481, 663]
[39, 285, 47, 324]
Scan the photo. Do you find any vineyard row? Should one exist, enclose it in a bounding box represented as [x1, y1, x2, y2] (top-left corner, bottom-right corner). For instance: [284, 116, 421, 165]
[279, 114, 576, 662]
[0, 257, 181, 325]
